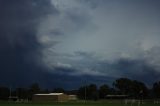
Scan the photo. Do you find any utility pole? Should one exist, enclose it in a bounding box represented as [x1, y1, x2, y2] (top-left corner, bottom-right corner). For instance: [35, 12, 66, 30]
[9, 86, 12, 98]
[83, 76, 87, 103]
[85, 84, 86, 103]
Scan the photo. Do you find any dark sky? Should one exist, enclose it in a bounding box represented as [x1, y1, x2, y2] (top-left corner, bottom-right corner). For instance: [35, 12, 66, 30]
[0, 0, 160, 89]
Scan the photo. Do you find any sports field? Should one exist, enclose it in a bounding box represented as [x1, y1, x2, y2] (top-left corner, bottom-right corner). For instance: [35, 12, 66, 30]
[0, 100, 159, 106]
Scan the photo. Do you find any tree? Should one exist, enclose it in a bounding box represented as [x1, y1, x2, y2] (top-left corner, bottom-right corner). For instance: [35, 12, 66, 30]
[16, 88, 29, 99]
[0, 87, 10, 100]
[131, 80, 148, 99]
[88, 84, 98, 100]
[113, 78, 148, 98]
[113, 78, 132, 95]
[77, 84, 98, 100]
[29, 83, 40, 94]
[99, 84, 110, 99]
[77, 86, 87, 99]
[53, 88, 65, 93]
[41, 89, 50, 93]
[153, 81, 160, 98]
[28, 83, 40, 100]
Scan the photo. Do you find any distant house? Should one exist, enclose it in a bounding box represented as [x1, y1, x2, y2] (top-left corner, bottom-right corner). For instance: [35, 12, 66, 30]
[68, 95, 77, 101]
[8, 96, 18, 101]
[105, 95, 129, 99]
[32, 93, 69, 102]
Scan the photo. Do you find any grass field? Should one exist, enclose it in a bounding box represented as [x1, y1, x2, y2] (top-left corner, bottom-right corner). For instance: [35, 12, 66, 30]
[0, 100, 159, 106]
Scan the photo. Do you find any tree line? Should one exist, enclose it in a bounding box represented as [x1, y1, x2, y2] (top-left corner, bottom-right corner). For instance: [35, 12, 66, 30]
[78, 78, 160, 100]
[0, 78, 160, 100]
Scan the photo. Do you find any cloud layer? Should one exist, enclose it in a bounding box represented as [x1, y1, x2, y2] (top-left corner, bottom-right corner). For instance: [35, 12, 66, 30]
[1, 0, 160, 88]
[0, 0, 57, 88]
[40, 0, 160, 79]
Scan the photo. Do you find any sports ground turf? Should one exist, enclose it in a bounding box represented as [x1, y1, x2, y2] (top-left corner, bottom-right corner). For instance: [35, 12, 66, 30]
[0, 101, 160, 106]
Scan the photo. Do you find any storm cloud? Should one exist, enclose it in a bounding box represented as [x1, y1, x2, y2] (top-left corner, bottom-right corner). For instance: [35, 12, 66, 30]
[1, 0, 160, 89]
[0, 0, 58, 88]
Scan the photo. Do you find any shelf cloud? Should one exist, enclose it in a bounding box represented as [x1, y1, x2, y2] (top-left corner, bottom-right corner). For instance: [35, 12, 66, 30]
[1, 0, 160, 88]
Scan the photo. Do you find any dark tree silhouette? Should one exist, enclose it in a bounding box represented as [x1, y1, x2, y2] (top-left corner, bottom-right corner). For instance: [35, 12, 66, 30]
[53, 88, 65, 93]
[131, 80, 148, 99]
[99, 84, 110, 99]
[28, 83, 40, 100]
[153, 81, 160, 98]
[113, 78, 133, 95]
[0, 87, 10, 100]
[113, 78, 148, 98]
[16, 88, 29, 99]
[77, 84, 98, 100]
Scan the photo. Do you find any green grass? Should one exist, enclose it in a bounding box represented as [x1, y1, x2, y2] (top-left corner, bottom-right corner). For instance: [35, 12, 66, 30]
[0, 100, 159, 106]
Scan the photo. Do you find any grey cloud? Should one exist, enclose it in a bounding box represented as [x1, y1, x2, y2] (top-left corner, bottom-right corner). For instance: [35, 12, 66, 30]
[32, 0, 160, 87]
[41, 0, 160, 81]
[1, 0, 160, 88]
[0, 0, 58, 87]
[45, 49, 160, 87]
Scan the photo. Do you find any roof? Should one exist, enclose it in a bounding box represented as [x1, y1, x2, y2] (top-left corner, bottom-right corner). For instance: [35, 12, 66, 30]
[9, 96, 18, 99]
[34, 93, 64, 96]
[69, 95, 77, 96]
[106, 95, 128, 97]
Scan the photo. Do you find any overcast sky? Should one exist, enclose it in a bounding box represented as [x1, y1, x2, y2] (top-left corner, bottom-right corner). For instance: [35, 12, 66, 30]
[0, 0, 160, 89]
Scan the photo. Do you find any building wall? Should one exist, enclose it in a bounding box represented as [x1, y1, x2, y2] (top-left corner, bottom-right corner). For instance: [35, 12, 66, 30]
[32, 94, 69, 102]
[33, 95, 58, 102]
[68, 95, 77, 100]
[58, 94, 69, 102]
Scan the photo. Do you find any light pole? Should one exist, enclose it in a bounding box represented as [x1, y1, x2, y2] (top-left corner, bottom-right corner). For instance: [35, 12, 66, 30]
[85, 84, 87, 103]
[83, 76, 87, 103]
[9, 86, 12, 98]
